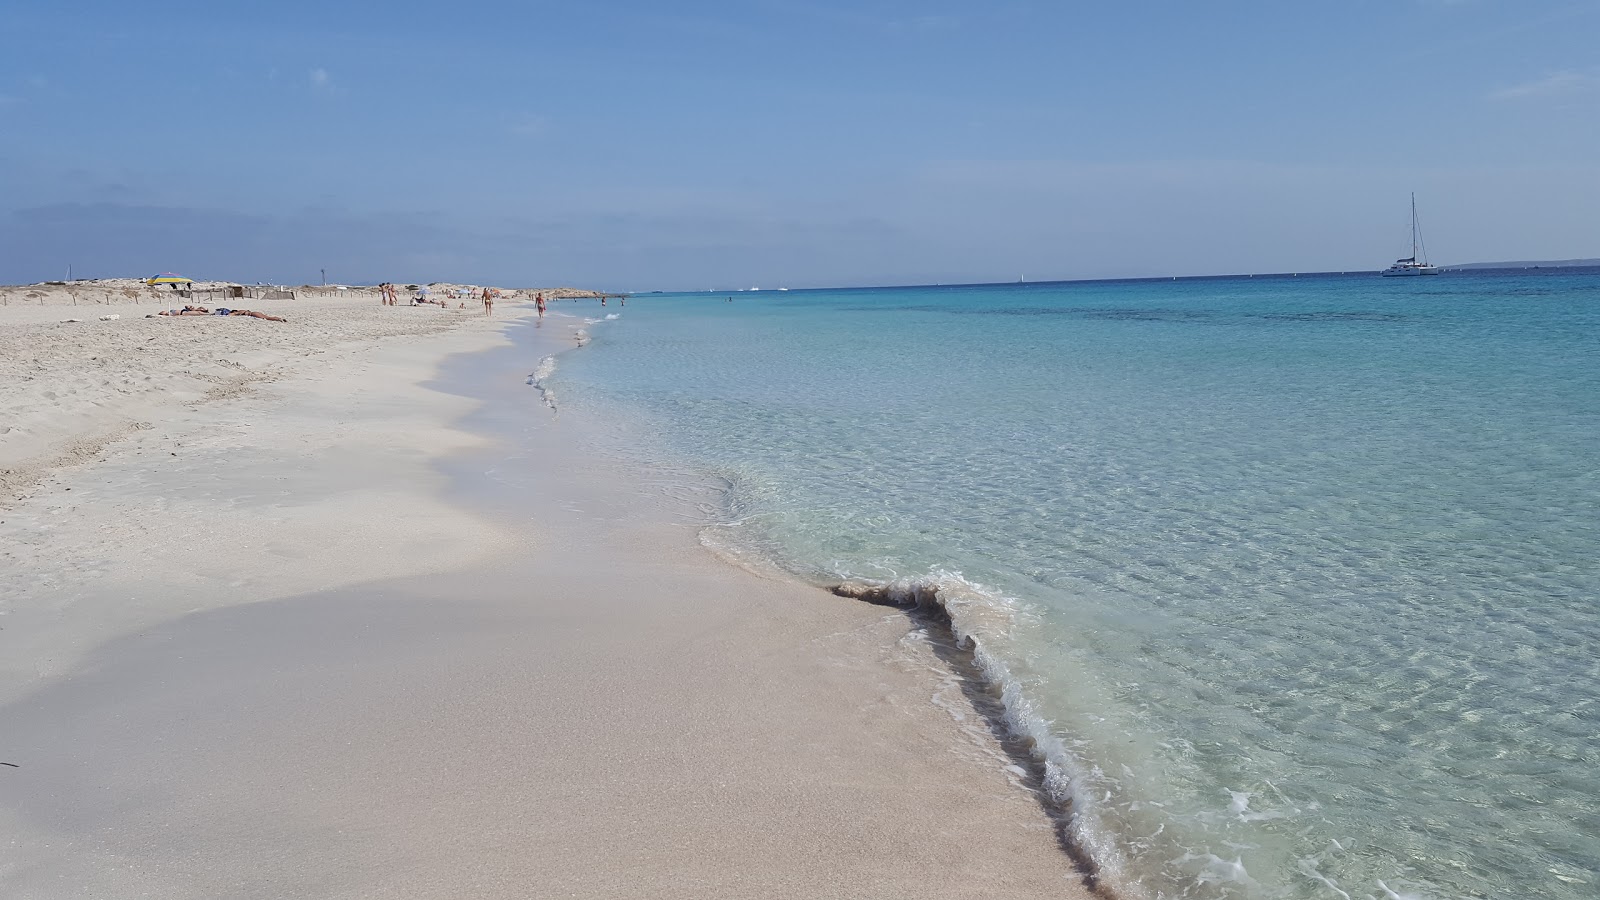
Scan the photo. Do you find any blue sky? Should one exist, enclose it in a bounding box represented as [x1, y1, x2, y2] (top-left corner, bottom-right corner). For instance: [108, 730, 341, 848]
[2, 1, 1597, 288]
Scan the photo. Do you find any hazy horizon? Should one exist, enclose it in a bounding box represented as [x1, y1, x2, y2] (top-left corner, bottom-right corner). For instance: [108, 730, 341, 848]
[4, 1, 1598, 290]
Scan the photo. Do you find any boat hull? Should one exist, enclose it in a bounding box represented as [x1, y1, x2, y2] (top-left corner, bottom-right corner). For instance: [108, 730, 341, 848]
[1381, 265, 1440, 277]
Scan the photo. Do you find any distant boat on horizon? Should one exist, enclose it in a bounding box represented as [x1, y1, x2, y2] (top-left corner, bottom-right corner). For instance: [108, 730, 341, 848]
[1382, 193, 1440, 276]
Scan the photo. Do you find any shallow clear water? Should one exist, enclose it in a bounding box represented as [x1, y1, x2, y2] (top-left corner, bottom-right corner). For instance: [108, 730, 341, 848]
[539, 272, 1600, 900]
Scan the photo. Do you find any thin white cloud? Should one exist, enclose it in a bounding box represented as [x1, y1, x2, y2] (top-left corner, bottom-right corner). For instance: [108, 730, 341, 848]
[507, 114, 549, 137]
[306, 67, 347, 97]
[2, 74, 48, 107]
[1488, 70, 1600, 101]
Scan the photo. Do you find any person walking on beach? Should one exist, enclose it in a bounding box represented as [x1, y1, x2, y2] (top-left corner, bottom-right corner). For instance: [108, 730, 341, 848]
[535, 293, 546, 318]
[482, 287, 494, 315]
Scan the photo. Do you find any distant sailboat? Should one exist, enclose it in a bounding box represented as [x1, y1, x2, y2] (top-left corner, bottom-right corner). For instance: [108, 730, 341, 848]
[1382, 193, 1439, 276]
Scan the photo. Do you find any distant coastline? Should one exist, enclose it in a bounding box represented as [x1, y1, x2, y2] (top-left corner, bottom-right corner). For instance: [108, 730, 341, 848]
[0, 278, 613, 310]
[664, 262, 1600, 296]
[1444, 258, 1600, 270]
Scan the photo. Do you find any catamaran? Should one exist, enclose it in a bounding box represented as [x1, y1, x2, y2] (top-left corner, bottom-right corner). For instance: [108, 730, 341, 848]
[1382, 193, 1439, 276]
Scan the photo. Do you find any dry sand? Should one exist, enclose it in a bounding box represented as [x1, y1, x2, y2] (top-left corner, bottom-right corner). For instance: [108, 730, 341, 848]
[0, 292, 1096, 898]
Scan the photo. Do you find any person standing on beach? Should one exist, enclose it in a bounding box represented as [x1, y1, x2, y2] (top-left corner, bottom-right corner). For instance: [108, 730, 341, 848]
[535, 293, 546, 318]
[482, 287, 494, 315]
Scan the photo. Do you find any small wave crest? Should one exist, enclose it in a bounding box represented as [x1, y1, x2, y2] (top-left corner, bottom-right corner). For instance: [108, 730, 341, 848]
[831, 572, 1139, 899]
[526, 355, 559, 411]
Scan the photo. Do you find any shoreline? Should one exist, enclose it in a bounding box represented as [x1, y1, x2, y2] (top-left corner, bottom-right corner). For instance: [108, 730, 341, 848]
[515, 314, 1127, 895]
[0, 299, 1093, 897]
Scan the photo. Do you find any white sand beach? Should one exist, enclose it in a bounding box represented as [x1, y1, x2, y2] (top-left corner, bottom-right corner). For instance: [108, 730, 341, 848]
[0, 287, 1094, 898]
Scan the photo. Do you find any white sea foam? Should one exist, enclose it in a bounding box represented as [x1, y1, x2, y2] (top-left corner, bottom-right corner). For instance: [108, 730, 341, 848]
[1374, 880, 1430, 900]
[848, 570, 1144, 900]
[526, 355, 559, 410]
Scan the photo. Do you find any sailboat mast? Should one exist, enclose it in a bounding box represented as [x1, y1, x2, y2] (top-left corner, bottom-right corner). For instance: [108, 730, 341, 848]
[1414, 189, 1427, 257]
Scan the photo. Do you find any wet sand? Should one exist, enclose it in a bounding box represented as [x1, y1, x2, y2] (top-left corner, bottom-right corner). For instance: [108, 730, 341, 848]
[0, 302, 1093, 898]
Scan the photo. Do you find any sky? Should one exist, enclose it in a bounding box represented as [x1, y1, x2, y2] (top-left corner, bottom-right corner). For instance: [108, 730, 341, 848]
[2, 0, 1598, 289]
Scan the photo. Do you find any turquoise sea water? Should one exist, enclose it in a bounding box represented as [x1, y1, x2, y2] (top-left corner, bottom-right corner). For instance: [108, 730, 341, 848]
[536, 271, 1600, 900]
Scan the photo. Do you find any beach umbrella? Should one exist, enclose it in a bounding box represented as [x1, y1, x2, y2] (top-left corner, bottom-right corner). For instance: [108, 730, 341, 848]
[147, 273, 193, 285]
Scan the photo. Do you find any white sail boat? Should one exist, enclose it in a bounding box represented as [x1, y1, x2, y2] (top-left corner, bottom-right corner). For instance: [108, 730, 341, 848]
[1382, 193, 1439, 276]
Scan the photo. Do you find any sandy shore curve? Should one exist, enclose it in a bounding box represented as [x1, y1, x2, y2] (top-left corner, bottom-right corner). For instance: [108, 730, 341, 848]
[0, 293, 1094, 898]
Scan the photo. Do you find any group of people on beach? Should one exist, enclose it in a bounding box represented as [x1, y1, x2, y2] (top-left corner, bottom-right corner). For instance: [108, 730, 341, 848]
[527, 292, 617, 318]
[380, 283, 499, 314]
[372, 285, 623, 318]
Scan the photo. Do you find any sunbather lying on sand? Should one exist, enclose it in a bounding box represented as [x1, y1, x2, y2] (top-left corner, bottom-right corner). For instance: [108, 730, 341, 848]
[154, 306, 286, 322]
[215, 308, 288, 321]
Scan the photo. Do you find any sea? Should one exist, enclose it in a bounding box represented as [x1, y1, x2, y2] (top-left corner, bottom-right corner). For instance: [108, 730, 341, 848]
[529, 269, 1600, 900]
